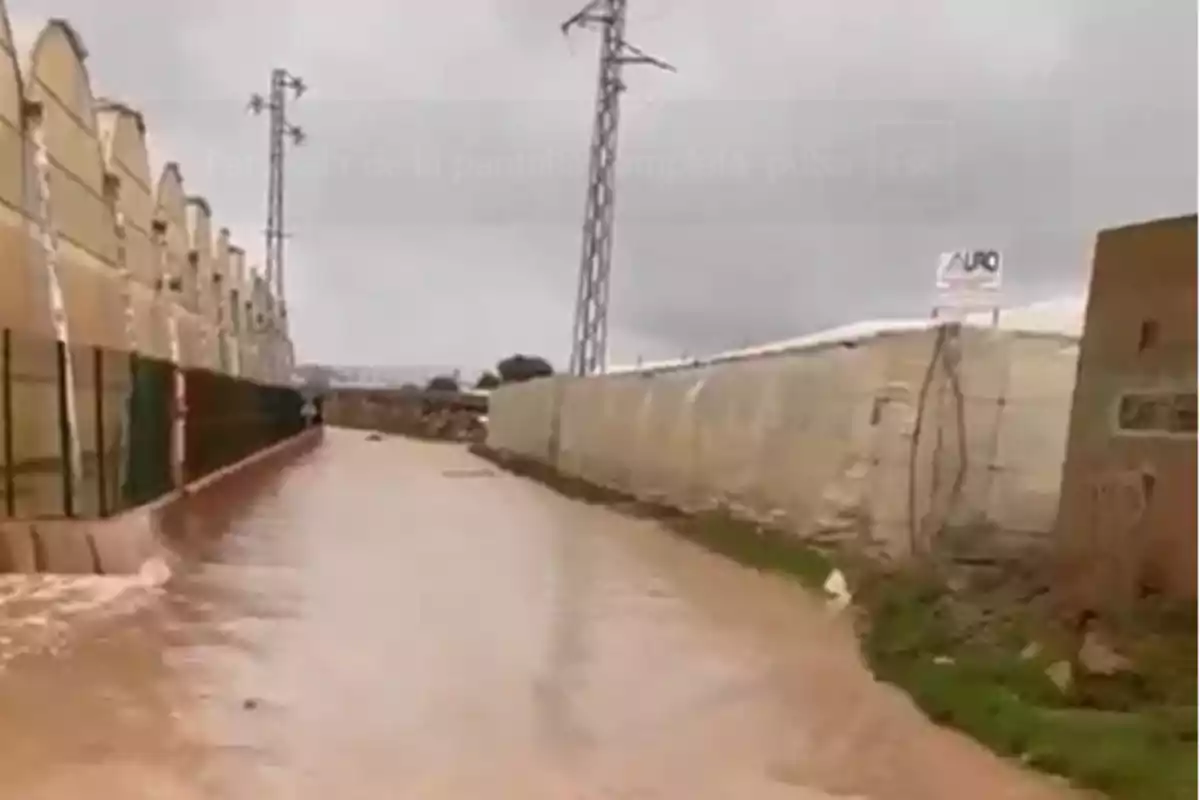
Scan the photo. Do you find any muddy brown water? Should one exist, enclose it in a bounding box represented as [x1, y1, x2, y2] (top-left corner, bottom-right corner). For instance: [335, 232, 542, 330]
[0, 429, 1080, 799]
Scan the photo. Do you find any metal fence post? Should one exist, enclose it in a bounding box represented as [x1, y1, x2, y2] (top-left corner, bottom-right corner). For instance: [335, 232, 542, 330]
[55, 341, 74, 517]
[123, 351, 137, 510]
[2, 329, 13, 517]
[94, 346, 107, 517]
[548, 377, 564, 469]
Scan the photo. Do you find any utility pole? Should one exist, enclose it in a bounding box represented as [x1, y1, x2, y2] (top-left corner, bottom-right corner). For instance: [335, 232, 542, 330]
[562, 0, 674, 376]
[249, 68, 306, 379]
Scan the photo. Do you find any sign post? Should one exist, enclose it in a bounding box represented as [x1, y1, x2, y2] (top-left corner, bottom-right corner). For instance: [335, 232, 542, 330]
[933, 250, 1003, 325]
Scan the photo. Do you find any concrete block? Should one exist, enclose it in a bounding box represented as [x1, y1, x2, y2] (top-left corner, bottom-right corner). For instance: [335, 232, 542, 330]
[31, 520, 98, 574]
[89, 509, 158, 575]
[0, 428, 320, 576]
[0, 522, 38, 572]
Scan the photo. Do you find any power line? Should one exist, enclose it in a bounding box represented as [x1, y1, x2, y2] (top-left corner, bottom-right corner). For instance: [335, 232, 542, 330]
[562, 0, 674, 377]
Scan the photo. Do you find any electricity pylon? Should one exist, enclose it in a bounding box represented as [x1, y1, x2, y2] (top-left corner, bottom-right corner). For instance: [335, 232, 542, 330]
[562, 0, 674, 376]
[248, 68, 306, 333]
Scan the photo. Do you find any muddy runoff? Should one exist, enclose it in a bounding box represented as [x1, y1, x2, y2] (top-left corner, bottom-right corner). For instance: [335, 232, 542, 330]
[0, 429, 1078, 799]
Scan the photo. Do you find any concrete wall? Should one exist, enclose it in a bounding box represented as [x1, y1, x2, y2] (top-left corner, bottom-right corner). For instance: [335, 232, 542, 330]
[488, 324, 1081, 558]
[1057, 215, 1198, 604]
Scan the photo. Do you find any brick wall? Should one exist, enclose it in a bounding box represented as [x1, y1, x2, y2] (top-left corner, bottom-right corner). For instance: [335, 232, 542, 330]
[1056, 214, 1197, 606]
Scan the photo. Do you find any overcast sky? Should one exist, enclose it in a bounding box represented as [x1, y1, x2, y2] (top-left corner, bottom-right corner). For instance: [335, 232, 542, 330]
[11, 0, 1197, 370]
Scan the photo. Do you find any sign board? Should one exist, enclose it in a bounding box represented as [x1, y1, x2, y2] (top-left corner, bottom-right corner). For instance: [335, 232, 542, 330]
[933, 250, 1003, 323]
[936, 250, 1003, 291]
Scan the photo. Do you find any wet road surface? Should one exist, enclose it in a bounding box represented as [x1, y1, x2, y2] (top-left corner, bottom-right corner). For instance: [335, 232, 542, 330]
[0, 428, 1080, 798]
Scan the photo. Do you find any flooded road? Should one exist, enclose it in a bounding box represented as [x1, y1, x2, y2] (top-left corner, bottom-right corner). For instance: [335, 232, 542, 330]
[0, 428, 1078, 799]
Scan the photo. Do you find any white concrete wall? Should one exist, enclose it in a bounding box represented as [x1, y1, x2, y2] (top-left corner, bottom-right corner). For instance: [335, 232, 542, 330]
[488, 324, 1081, 558]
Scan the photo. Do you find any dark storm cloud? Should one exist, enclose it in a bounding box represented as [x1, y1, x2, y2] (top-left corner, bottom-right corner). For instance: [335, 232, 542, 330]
[10, 0, 1196, 368]
[306, 95, 1079, 229]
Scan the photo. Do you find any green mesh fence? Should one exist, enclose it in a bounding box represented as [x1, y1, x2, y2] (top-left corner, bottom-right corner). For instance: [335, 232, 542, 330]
[1, 328, 309, 520]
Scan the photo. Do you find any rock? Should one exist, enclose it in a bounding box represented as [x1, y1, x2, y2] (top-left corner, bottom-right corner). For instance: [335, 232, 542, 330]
[1020, 642, 1042, 661]
[1079, 630, 1133, 676]
[1045, 660, 1073, 692]
[242, 698, 260, 710]
[946, 574, 970, 594]
[933, 655, 955, 666]
[823, 569, 852, 612]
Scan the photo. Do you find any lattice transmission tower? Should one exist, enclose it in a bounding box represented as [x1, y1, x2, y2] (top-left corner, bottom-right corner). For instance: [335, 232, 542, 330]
[249, 69, 307, 337]
[561, 0, 674, 376]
